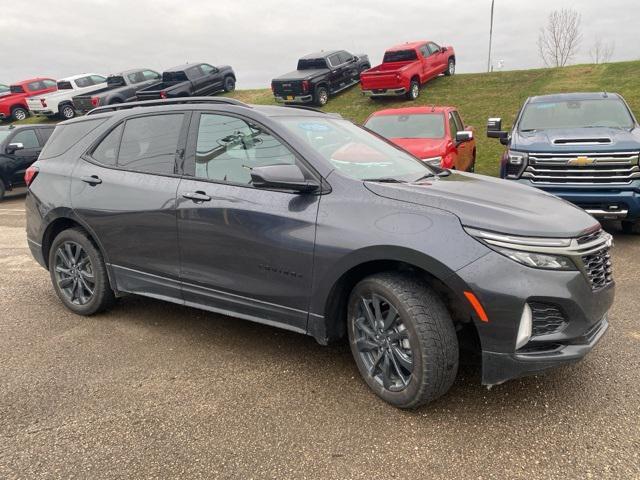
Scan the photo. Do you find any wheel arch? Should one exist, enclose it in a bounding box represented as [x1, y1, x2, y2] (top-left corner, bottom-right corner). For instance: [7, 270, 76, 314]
[449, 55, 456, 63]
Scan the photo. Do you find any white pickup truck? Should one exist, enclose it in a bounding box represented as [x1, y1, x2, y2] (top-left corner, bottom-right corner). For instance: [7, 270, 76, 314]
[27, 73, 107, 119]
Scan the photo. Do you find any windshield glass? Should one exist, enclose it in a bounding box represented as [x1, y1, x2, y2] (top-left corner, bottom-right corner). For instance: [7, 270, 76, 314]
[383, 50, 417, 62]
[276, 117, 432, 181]
[297, 58, 327, 70]
[365, 113, 445, 139]
[0, 85, 9, 95]
[0, 130, 12, 143]
[519, 98, 635, 130]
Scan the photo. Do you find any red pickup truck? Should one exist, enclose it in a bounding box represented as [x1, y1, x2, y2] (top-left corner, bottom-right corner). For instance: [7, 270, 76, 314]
[0, 78, 57, 122]
[360, 41, 455, 100]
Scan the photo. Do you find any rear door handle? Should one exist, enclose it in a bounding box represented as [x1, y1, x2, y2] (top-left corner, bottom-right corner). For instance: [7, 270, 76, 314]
[182, 191, 211, 203]
[81, 175, 102, 185]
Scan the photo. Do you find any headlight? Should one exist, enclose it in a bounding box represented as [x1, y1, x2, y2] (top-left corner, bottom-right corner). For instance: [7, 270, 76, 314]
[423, 156, 442, 167]
[507, 150, 527, 165]
[465, 227, 577, 271]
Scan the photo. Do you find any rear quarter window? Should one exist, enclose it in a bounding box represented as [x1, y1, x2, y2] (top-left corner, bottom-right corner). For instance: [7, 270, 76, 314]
[39, 119, 106, 159]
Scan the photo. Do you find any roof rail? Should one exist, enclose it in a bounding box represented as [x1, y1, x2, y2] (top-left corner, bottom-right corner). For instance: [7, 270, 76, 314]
[86, 96, 250, 115]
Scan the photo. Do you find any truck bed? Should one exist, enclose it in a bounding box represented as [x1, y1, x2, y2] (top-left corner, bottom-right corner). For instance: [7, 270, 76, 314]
[136, 81, 186, 100]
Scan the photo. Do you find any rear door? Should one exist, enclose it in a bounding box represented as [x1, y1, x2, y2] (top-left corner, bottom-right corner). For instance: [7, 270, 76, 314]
[7, 128, 41, 186]
[176, 111, 320, 331]
[71, 112, 189, 300]
[199, 64, 224, 94]
[451, 110, 473, 171]
[427, 42, 446, 75]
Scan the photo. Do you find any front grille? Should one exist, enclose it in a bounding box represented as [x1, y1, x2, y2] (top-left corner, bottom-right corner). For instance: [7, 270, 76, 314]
[582, 248, 613, 290]
[521, 151, 640, 184]
[530, 302, 567, 336]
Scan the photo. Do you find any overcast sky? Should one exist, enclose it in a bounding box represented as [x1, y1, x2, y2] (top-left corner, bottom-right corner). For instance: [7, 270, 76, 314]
[1, 0, 637, 88]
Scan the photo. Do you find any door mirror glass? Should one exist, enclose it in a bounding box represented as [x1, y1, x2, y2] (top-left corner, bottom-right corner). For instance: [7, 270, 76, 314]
[250, 164, 319, 193]
[6, 142, 24, 154]
[455, 131, 473, 144]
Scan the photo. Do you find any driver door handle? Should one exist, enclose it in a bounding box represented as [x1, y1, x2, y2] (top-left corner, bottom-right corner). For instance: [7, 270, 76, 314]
[182, 191, 211, 203]
[80, 175, 102, 185]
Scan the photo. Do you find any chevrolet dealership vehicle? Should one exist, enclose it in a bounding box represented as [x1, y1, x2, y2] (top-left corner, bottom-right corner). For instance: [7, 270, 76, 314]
[0, 78, 58, 121]
[0, 84, 10, 98]
[135, 63, 236, 100]
[27, 74, 107, 119]
[0, 124, 54, 200]
[73, 69, 161, 113]
[25, 98, 613, 408]
[488, 92, 640, 234]
[364, 106, 476, 171]
[360, 41, 455, 100]
[271, 51, 370, 106]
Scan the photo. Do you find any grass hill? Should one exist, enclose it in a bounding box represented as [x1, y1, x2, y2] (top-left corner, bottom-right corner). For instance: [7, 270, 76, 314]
[14, 60, 640, 176]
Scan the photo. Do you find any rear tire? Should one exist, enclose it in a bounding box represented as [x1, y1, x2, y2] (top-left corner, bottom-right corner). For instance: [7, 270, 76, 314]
[59, 103, 76, 120]
[621, 221, 640, 234]
[406, 80, 420, 100]
[445, 58, 456, 76]
[48, 228, 115, 315]
[11, 106, 28, 122]
[347, 273, 459, 409]
[314, 86, 329, 106]
[223, 76, 236, 93]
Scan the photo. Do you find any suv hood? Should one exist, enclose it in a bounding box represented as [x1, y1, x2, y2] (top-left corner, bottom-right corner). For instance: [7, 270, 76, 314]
[512, 127, 640, 152]
[390, 138, 447, 159]
[365, 172, 599, 238]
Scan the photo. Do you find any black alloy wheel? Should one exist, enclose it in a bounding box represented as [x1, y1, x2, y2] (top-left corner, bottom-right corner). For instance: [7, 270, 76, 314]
[53, 241, 95, 306]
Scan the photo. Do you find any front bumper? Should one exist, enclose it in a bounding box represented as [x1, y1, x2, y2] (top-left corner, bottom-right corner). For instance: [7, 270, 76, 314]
[274, 94, 313, 104]
[452, 249, 614, 385]
[362, 87, 406, 97]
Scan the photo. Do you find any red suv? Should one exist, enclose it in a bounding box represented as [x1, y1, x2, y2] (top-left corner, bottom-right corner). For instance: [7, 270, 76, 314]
[0, 78, 57, 122]
[364, 106, 476, 171]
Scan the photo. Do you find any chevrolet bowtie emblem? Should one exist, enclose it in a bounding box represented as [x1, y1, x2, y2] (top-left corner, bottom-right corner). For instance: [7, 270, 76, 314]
[568, 156, 594, 166]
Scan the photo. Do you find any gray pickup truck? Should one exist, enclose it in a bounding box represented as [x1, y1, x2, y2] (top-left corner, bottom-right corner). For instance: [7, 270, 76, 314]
[72, 69, 161, 113]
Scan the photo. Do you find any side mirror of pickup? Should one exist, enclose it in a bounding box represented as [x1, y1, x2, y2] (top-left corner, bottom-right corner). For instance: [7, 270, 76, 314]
[6, 142, 24, 154]
[250, 164, 320, 193]
[455, 131, 473, 144]
[486, 117, 510, 145]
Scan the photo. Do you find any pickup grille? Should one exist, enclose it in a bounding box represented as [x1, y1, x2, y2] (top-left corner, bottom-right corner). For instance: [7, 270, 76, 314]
[521, 151, 640, 184]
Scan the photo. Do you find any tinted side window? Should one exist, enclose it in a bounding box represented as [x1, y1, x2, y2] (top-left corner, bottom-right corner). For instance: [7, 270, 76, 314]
[328, 54, 341, 67]
[43, 79, 57, 88]
[91, 75, 107, 85]
[200, 64, 217, 75]
[12, 129, 40, 149]
[142, 70, 160, 81]
[187, 67, 203, 79]
[452, 111, 464, 130]
[194, 113, 296, 185]
[338, 51, 353, 64]
[38, 128, 55, 143]
[448, 114, 459, 137]
[91, 123, 124, 166]
[27, 81, 44, 91]
[428, 43, 441, 54]
[39, 120, 104, 159]
[419, 45, 430, 58]
[118, 114, 183, 174]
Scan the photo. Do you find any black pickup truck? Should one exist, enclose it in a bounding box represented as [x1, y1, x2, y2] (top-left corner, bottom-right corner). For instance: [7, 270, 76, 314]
[135, 63, 236, 101]
[271, 50, 370, 106]
[72, 69, 161, 113]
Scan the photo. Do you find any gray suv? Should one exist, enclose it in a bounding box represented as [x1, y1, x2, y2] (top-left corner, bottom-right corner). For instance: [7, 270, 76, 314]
[25, 98, 614, 408]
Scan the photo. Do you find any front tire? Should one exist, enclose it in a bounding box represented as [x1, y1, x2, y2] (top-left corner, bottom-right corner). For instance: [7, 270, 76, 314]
[11, 106, 28, 121]
[59, 103, 76, 120]
[406, 80, 420, 100]
[445, 58, 456, 76]
[223, 76, 236, 93]
[347, 273, 458, 408]
[314, 86, 329, 106]
[49, 228, 115, 315]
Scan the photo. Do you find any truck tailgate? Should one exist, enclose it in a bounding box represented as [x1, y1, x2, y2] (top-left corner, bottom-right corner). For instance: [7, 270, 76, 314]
[360, 62, 412, 89]
[73, 96, 95, 112]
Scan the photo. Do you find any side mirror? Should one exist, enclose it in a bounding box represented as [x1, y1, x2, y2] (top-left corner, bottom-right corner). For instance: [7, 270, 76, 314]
[441, 47, 447, 53]
[250, 164, 319, 193]
[455, 131, 473, 144]
[487, 117, 509, 144]
[6, 142, 24, 154]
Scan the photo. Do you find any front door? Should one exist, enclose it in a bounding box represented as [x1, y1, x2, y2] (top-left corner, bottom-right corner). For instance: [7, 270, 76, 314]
[70, 112, 189, 300]
[327, 53, 347, 93]
[448, 111, 472, 171]
[176, 111, 320, 332]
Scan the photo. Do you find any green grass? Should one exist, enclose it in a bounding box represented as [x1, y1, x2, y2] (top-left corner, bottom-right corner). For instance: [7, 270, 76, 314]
[227, 60, 640, 176]
[10, 60, 640, 176]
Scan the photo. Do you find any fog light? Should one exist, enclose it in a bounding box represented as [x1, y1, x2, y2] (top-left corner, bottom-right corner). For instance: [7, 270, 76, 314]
[515, 303, 532, 350]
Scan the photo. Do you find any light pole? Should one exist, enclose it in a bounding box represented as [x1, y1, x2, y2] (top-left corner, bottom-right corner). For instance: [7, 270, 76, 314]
[487, 0, 495, 72]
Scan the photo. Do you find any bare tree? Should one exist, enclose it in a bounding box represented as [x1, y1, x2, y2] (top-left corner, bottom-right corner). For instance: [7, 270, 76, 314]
[537, 9, 582, 67]
[590, 37, 615, 64]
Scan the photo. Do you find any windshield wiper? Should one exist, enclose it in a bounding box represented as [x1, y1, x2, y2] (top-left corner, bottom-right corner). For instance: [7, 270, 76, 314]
[412, 169, 451, 183]
[363, 177, 407, 183]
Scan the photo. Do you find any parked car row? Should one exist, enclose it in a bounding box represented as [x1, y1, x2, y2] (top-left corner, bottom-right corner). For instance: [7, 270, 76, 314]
[1, 63, 236, 121]
[271, 40, 456, 106]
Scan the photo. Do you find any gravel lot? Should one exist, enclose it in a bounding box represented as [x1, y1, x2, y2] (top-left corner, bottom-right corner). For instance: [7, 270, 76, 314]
[0, 192, 639, 479]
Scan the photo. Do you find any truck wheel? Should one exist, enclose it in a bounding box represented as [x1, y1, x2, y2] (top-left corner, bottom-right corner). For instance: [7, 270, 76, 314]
[347, 273, 459, 409]
[445, 58, 456, 76]
[406, 80, 420, 100]
[59, 103, 76, 120]
[314, 86, 329, 106]
[49, 228, 115, 316]
[11, 106, 28, 121]
[621, 221, 640, 234]
[223, 76, 236, 93]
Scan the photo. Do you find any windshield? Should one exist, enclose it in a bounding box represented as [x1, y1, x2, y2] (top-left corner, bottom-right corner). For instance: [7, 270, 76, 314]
[365, 113, 445, 139]
[0, 85, 9, 94]
[297, 58, 327, 70]
[519, 98, 635, 131]
[276, 117, 432, 181]
[383, 50, 417, 62]
[0, 130, 12, 143]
